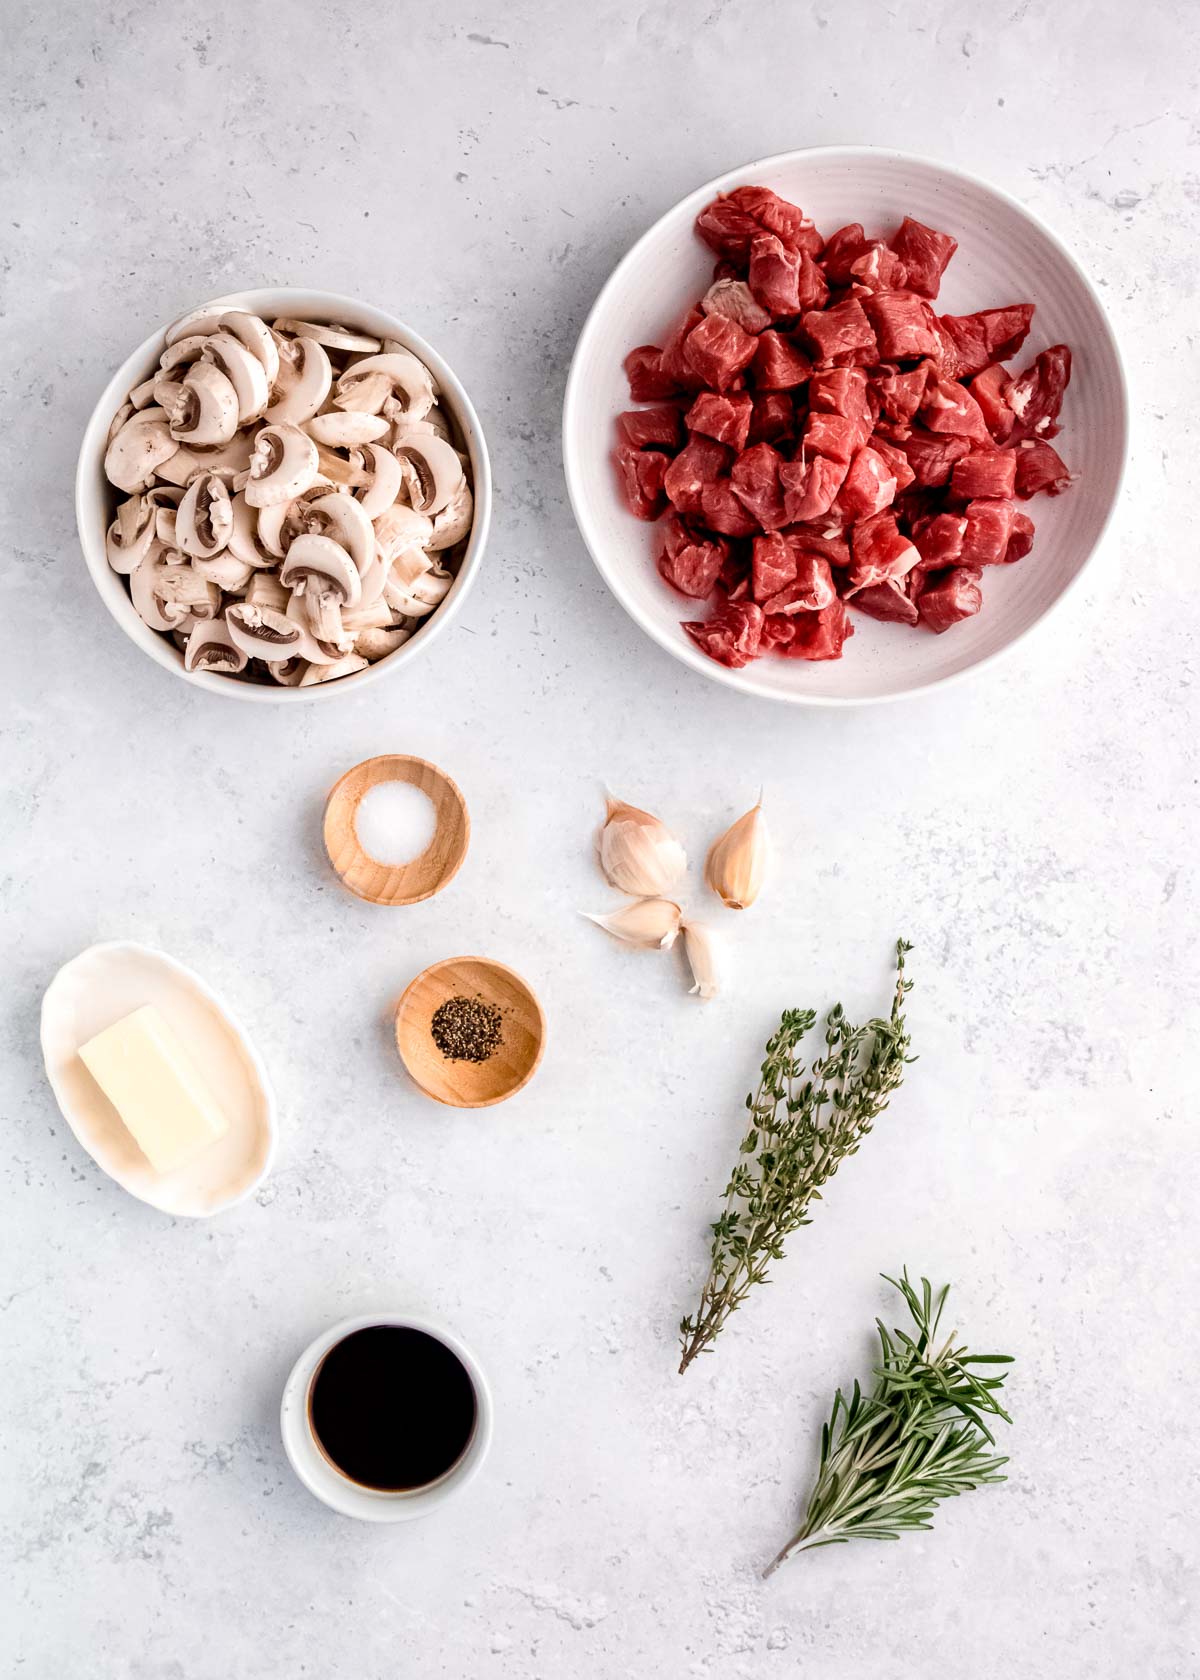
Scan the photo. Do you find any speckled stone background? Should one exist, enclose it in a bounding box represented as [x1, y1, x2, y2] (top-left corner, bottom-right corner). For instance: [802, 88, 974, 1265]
[2, 3, 1197, 1676]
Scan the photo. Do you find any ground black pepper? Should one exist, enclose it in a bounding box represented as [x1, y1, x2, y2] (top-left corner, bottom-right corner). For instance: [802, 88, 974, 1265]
[430, 995, 504, 1064]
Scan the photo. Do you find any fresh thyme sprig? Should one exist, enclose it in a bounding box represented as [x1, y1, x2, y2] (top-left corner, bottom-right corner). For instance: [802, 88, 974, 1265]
[763, 1270, 1013, 1575]
[678, 941, 914, 1374]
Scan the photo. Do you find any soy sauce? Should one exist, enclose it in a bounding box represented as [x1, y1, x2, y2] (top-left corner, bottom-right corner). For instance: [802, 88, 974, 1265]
[309, 1325, 477, 1491]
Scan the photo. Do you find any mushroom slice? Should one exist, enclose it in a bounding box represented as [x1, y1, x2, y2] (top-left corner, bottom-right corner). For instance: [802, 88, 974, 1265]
[227, 490, 277, 567]
[130, 550, 190, 631]
[299, 653, 369, 686]
[341, 597, 394, 633]
[184, 618, 249, 675]
[332, 371, 393, 415]
[336, 352, 435, 423]
[106, 401, 135, 448]
[302, 491, 375, 574]
[428, 480, 474, 551]
[129, 377, 159, 410]
[106, 493, 159, 574]
[219, 311, 280, 386]
[373, 501, 434, 561]
[225, 602, 310, 663]
[244, 423, 319, 508]
[157, 558, 223, 619]
[155, 431, 255, 486]
[356, 546, 388, 607]
[244, 570, 290, 613]
[175, 472, 234, 559]
[104, 407, 177, 493]
[286, 589, 354, 660]
[164, 361, 240, 446]
[159, 334, 214, 375]
[351, 443, 405, 519]
[421, 405, 453, 442]
[385, 563, 454, 619]
[164, 304, 229, 344]
[281, 533, 361, 643]
[354, 625, 410, 662]
[267, 656, 308, 686]
[265, 337, 332, 425]
[311, 442, 363, 488]
[304, 411, 390, 448]
[202, 331, 270, 423]
[392, 432, 465, 517]
[192, 551, 254, 592]
[273, 319, 381, 354]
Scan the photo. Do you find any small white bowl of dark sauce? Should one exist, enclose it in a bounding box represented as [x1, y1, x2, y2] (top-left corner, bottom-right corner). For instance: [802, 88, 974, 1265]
[280, 1312, 493, 1521]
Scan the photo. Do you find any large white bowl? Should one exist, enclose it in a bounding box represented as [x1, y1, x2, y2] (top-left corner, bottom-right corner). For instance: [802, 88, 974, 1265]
[77, 288, 492, 704]
[563, 147, 1128, 705]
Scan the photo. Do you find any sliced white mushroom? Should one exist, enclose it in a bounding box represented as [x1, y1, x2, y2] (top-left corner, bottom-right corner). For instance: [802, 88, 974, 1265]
[304, 410, 390, 447]
[129, 377, 159, 410]
[202, 331, 270, 423]
[385, 563, 454, 619]
[356, 546, 388, 607]
[392, 431, 464, 518]
[175, 472, 234, 559]
[332, 371, 393, 414]
[227, 490, 277, 567]
[192, 551, 255, 592]
[299, 653, 369, 686]
[265, 337, 332, 424]
[155, 431, 255, 486]
[159, 335, 213, 375]
[354, 625, 410, 662]
[350, 444, 405, 518]
[373, 500, 434, 561]
[421, 405, 453, 441]
[300, 492, 374, 574]
[336, 351, 434, 423]
[106, 493, 159, 573]
[428, 480, 474, 551]
[164, 304, 229, 344]
[130, 550, 190, 631]
[163, 361, 240, 446]
[311, 441, 364, 487]
[267, 655, 308, 686]
[104, 407, 177, 493]
[341, 597, 394, 632]
[219, 311, 280, 386]
[244, 569, 290, 613]
[184, 618, 249, 675]
[106, 401, 135, 448]
[157, 558, 222, 619]
[281, 533, 361, 643]
[225, 602, 311, 663]
[243, 423, 319, 508]
[273, 318, 381, 353]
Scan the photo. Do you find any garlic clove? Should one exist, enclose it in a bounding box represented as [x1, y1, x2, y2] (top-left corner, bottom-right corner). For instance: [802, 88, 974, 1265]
[583, 899, 681, 950]
[681, 921, 720, 1000]
[705, 798, 769, 910]
[598, 796, 687, 898]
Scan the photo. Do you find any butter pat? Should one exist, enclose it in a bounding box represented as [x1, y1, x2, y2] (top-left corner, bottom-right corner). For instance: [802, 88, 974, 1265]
[78, 1005, 229, 1174]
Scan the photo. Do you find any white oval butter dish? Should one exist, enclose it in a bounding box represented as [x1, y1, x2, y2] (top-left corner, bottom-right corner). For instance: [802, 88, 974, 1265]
[40, 941, 277, 1217]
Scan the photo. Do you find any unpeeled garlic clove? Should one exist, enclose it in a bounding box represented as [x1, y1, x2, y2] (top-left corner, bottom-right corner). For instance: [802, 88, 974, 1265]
[705, 798, 769, 910]
[583, 899, 681, 950]
[682, 921, 720, 1000]
[598, 797, 687, 898]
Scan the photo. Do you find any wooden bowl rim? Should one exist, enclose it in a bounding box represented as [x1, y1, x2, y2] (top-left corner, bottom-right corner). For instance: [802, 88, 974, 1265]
[324, 754, 470, 907]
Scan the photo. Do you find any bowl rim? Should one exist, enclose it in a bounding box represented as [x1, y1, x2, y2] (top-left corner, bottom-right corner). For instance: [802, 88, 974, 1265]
[562, 143, 1130, 707]
[76, 286, 492, 704]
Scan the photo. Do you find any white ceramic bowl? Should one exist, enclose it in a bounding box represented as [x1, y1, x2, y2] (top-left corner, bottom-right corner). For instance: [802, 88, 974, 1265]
[563, 147, 1128, 705]
[77, 288, 492, 704]
[280, 1312, 493, 1522]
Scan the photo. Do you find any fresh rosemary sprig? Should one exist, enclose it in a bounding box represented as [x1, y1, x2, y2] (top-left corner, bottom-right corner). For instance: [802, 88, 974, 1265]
[678, 941, 914, 1374]
[763, 1270, 1013, 1575]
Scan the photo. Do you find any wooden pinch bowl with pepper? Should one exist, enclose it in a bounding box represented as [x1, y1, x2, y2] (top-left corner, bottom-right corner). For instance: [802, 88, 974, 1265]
[395, 957, 545, 1108]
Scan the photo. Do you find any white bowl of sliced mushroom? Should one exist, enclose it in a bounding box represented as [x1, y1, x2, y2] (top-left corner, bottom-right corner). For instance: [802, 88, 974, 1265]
[76, 289, 490, 698]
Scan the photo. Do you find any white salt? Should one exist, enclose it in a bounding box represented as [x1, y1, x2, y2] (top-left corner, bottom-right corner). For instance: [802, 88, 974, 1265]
[354, 780, 438, 864]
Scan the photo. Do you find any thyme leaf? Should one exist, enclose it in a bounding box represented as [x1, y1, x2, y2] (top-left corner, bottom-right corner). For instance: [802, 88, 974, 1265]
[678, 940, 914, 1374]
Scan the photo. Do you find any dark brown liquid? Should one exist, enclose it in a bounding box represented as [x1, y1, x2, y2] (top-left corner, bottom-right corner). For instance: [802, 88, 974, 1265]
[308, 1326, 477, 1491]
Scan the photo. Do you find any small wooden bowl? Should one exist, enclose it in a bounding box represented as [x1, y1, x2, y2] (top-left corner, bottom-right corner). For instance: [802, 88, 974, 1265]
[395, 957, 546, 1109]
[324, 755, 469, 907]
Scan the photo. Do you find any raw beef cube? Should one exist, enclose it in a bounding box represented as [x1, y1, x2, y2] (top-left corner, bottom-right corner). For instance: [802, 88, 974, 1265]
[850, 578, 920, 625]
[809, 365, 871, 423]
[834, 446, 899, 522]
[898, 430, 971, 488]
[747, 392, 796, 446]
[657, 516, 727, 599]
[660, 308, 706, 387]
[845, 510, 921, 593]
[749, 234, 803, 317]
[1007, 510, 1036, 563]
[731, 443, 788, 531]
[805, 410, 869, 464]
[779, 453, 849, 523]
[970, 363, 1017, 442]
[751, 533, 799, 603]
[801, 298, 878, 365]
[1007, 345, 1072, 441]
[761, 552, 837, 615]
[937, 305, 1035, 379]
[681, 599, 765, 668]
[700, 478, 759, 537]
[819, 223, 868, 284]
[718, 544, 752, 595]
[695, 186, 821, 261]
[1013, 437, 1071, 498]
[848, 241, 910, 292]
[663, 435, 731, 516]
[686, 390, 753, 451]
[893, 487, 940, 529]
[624, 345, 681, 402]
[919, 373, 991, 444]
[888, 216, 958, 299]
[797, 251, 831, 312]
[870, 435, 917, 495]
[910, 511, 967, 570]
[614, 444, 669, 519]
[684, 314, 758, 391]
[785, 530, 851, 569]
[960, 498, 1017, 566]
[917, 566, 983, 632]
[950, 449, 1017, 501]
[701, 278, 772, 335]
[617, 406, 685, 451]
[862, 292, 939, 360]
[751, 331, 812, 390]
[760, 613, 798, 649]
[779, 597, 854, 660]
[871, 362, 930, 423]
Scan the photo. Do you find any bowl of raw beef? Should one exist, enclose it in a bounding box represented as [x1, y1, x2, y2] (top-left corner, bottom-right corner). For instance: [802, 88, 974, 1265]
[563, 147, 1128, 704]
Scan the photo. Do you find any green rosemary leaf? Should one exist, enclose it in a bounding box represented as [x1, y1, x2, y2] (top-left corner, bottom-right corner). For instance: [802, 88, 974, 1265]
[677, 942, 914, 1375]
[763, 1271, 1013, 1576]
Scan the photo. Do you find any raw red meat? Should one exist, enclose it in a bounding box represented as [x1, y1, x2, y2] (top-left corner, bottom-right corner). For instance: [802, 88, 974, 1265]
[969, 363, 1017, 441]
[701, 278, 772, 335]
[762, 557, 837, 615]
[950, 449, 1017, 501]
[834, 445, 899, 521]
[786, 530, 851, 569]
[805, 410, 869, 464]
[778, 597, 854, 660]
[660, 308, 705, 388]
[801, 298, 877, 365]
[871, 363, 930, 424]
[897, 430, 971, 488]
[1007, 345, 1072, 441]
[888, 217, 958, 299]
[848, 241, 909, 293]
[869, 435, 917, 496]
[819, 224, 868, 284]
[749, 234, 803, 318]
[617, 406, 685, 451]
[937, 305, 1035, 379]
[779, 453, 849, 523]
[751, 331, 812, 390]
[1007, 510, 1036, 563]
[918, 566, 983, 633]
[753, 538, 836, 613]
[851, 578, 920, 626]
[700, 479, 759, 537]
[910, 511, 967, 571]
[960, 498, 1017, 566]
[731, 443, 788, 531]
[1013, 438, 1071, 498]
[663, 435, 731, 517]
[751, 532, 799, 602]
[658, 516, 728, 598]
[809, 365, 871, 422]
[696, 186, 821, 261]
[684, 314, 758, 391]
[686, 390, 753, 451]
[796, 252, 831, 312]
[747, 392, 796, 446]
[862, 292, 939, 361]
[919, 373, 991, 444]
[614, 445, 670, 519]
[682, 599, 765, 667]
[624, 345, 681, 403]
[845, 510, 921, 593]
